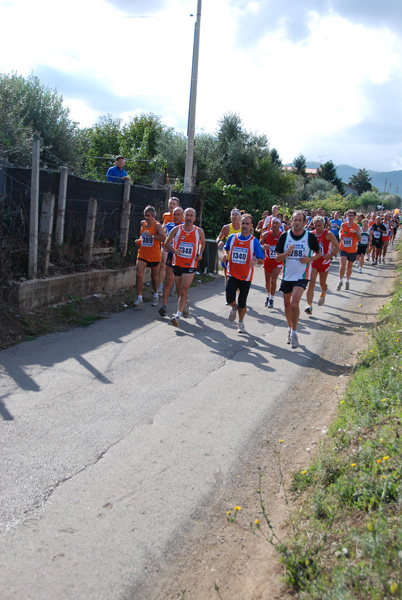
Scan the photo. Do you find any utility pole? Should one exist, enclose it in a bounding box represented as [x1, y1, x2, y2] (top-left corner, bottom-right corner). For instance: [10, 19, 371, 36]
[183, 0, 202, 193]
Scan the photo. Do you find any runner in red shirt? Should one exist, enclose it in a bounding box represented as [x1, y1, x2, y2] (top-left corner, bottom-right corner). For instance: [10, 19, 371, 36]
[261, 218, 283, 309]
[304, 216, 339, 314]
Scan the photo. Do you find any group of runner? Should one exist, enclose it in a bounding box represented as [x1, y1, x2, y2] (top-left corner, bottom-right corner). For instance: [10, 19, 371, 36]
[133, 197, 399, 348]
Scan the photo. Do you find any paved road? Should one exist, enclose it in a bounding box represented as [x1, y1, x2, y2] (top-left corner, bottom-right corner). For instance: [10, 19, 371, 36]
[0, 250, 397, 600]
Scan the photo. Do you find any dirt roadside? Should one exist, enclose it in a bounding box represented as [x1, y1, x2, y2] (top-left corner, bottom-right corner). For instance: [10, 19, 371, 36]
[128, 257, 397, 600]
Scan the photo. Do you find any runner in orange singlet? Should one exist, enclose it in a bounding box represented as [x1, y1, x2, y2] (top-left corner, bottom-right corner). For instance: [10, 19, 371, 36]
[336, 210, 361, 291]
[164, 208, 205, 327]
[134, 206, 166, 308]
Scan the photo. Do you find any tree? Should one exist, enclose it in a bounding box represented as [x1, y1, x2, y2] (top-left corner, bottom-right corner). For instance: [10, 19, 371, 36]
[0, 72, 85, 170]
[317, 160, 344, 194]
[349, 168, 372, 195]
[293, 154, 307, 181]
[83, 114, 123, 179]
[305, 177, 337, 202]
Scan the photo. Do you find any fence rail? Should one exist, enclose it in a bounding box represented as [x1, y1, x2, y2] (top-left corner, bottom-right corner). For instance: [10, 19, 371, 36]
[0, 158, 202, 282]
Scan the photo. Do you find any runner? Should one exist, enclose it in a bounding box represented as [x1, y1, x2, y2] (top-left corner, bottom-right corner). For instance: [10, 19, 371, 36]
[357, 218, 370, 273]
[134, 206, 166, 307]
[336, 210, 361, 291]
[304, 215, 339, 314]
[157, 196, 179, 296]
[158, 206, 184, 317]
[381, 213, 391, 263]
[164, 208, 205, 327]
[255, 210, 269, 238]
[370, 215, 386, 265]
[222, 213, 264, 333]
[275, 211, 321, 348]
[262, 204, 279, 234]
[216, 209, 242, 284]
[261, 218, 283, 308]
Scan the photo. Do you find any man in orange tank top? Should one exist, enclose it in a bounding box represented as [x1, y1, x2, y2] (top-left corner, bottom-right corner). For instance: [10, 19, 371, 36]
[134, 206, 166, 308]
[337, 210, 361, 291]
[164, 208, 205, 327]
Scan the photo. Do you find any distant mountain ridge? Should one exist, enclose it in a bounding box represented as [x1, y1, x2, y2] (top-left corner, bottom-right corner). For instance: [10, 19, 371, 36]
[303, 162, 402, 194]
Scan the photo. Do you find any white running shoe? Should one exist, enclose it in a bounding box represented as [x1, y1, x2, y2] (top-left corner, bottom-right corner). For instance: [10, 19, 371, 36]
[157, 284, 163, 297]
[134, 298, 143, 308]
[238, 321, 246, 333]
[291, 333, 299, 349]
[183, 297, 190, 318]
[304, 305, 312, 316]
[336, 281, 343, 291]
[287, 330, 291, 344]
[345, 281, 350, 290]
[151, 294, 158, 307]
[229, 305, 238, 322]
[317, 295, 326, 307]
[170, 315, 180, 327]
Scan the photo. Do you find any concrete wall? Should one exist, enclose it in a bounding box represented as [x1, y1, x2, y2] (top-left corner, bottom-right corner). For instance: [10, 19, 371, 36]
[12, 267, 151, 313]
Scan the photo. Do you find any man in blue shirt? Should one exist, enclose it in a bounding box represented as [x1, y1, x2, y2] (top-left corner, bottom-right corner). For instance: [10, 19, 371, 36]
[106, 156, 131, 183]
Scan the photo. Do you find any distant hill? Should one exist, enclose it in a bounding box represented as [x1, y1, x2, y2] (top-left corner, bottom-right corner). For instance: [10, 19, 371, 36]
[301, 162, 402, 195]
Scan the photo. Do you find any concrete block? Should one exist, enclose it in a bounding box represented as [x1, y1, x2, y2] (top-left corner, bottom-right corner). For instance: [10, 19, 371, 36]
[11, 267, 152, 313]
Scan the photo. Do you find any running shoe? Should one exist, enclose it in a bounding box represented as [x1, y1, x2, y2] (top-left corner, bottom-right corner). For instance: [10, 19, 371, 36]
[375, 260, 378, 265]
[157, 284, 164, 297]
[151, 294, 158, 307]
[382, 258, 386, 264]
[183, 297, 190, 318]
[317, 295, 326, 306]
[287, 330, 291, 344]
[372, 261, 375, 266]
[238, 321, 246, 333]
[291, 333, 299, 349]
[265, 296, 269, 307]
[158, 305, 167, 317]
[378, 257, 381, 264]
[269, 298, 274, 309]
[170, 314, 180, 327]
[134, 298, 143, 308]
[336, 281, 343, 291]
[345, 281, 350, 290]
[304, 306, 312, 315]
[229, 305, 238, 322]
[358, 267, 362, 273]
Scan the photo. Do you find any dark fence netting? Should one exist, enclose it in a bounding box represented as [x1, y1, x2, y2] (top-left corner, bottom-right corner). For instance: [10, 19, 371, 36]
[0, 163, 203, 281]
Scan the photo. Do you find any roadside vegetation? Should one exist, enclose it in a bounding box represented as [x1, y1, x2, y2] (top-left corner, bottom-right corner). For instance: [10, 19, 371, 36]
[229, 241, 402, 599]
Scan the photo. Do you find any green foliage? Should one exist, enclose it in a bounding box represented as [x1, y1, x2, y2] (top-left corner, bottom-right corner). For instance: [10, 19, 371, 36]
[200, 178, 280, 238]
[293, 153, 307, 181]
[0, 72, 85, 170]
[359, 190, 382, 210]
[349, 168, 373, 195]
[317, 160, 344, 194]
[302, 194, 355, 215]
[279, 245, 402, 597]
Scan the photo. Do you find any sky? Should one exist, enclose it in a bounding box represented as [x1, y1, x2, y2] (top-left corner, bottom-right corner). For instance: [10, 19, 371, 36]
[1, 0, 402, 172]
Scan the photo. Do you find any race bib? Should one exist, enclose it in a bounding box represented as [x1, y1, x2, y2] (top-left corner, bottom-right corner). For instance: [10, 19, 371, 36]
[269, 245, 276, 259]
[232, 246, 248, 264]
[343, 237, 352, 247]
[373, 230, 381, 239]
[288, 244, 304, 258]
[319, 242, 324, 254]
[142, 234, 153, 247]
[178, 241, 194, 257]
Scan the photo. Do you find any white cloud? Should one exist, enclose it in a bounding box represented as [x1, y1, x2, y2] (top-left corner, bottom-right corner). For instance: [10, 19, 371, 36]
[1, 0, 402, 171]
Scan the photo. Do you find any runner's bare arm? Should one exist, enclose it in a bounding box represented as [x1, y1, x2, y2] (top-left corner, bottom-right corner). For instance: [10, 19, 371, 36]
[163, 226, 180, 254]
[216, 224, 230, 247]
